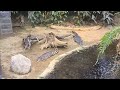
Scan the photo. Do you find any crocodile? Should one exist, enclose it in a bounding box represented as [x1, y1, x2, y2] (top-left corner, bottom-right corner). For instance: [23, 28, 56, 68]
[23, 34, 44, 49]
[71, 31, 83, 46]
[37, 48, 59, 61]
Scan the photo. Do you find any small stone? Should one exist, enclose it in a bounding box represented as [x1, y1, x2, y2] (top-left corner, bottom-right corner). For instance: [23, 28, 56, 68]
[10, 54, 31, 75]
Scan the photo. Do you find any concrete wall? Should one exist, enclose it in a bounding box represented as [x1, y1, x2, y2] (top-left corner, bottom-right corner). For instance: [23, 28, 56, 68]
[0, 11, 13, 35]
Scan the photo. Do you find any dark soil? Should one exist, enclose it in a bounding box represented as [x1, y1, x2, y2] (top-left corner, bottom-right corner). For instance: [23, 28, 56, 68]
[45, 40, 120, 79]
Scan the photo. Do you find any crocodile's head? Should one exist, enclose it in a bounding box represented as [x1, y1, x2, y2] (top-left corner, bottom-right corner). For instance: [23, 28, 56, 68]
[69, 31, 77, 37]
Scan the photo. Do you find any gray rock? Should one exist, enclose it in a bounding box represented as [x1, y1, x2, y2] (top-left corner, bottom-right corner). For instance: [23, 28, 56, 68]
[10, 54, 31, 75]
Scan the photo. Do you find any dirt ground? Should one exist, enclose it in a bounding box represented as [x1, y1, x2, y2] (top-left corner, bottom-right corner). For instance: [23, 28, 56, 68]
[0, 24, 111, 79]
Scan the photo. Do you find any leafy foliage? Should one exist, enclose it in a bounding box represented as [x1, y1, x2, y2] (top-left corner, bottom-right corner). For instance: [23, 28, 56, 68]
[11, 11, 119, 26]
[101, 11, 114, 24]
[28, 11, 68, 26]
[11, 11, 18, 14]
[75, 11, 114, 25]
[98, 27, 120, 58]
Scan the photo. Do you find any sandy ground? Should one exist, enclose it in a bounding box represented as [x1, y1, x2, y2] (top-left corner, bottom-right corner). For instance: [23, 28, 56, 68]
[0, 25, 110, 79]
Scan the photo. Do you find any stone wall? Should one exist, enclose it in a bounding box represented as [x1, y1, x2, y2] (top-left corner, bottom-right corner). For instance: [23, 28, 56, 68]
[0, 11, 13, 35]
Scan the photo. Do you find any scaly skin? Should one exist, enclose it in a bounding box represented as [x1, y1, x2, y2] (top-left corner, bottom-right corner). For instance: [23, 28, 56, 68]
[23, 34, 44, 50]
[37, 48, 59, 61]
[71, 31, 83, 46]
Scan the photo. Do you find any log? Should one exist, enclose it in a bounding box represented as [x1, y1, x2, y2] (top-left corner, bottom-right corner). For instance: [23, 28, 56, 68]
[49, 25, 102, 31]
[49, 25, 82, 30]
[40, 32, 68, 50]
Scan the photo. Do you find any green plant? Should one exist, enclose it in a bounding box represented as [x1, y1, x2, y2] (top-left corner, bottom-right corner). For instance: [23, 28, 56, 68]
[96, 26, 120, 65]
[11, 11, 119, 26]
[28, 11, 42, 26]
[50, 11, 68, 24]
[101, 11, 114, 24]
[72, 11, 115, 25]
[11, 11, 18, 14]
[28, 11, 68, 26]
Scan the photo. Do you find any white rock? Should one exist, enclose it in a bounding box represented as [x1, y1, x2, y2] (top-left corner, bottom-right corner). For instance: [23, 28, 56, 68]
[10, 54, 31, 75]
